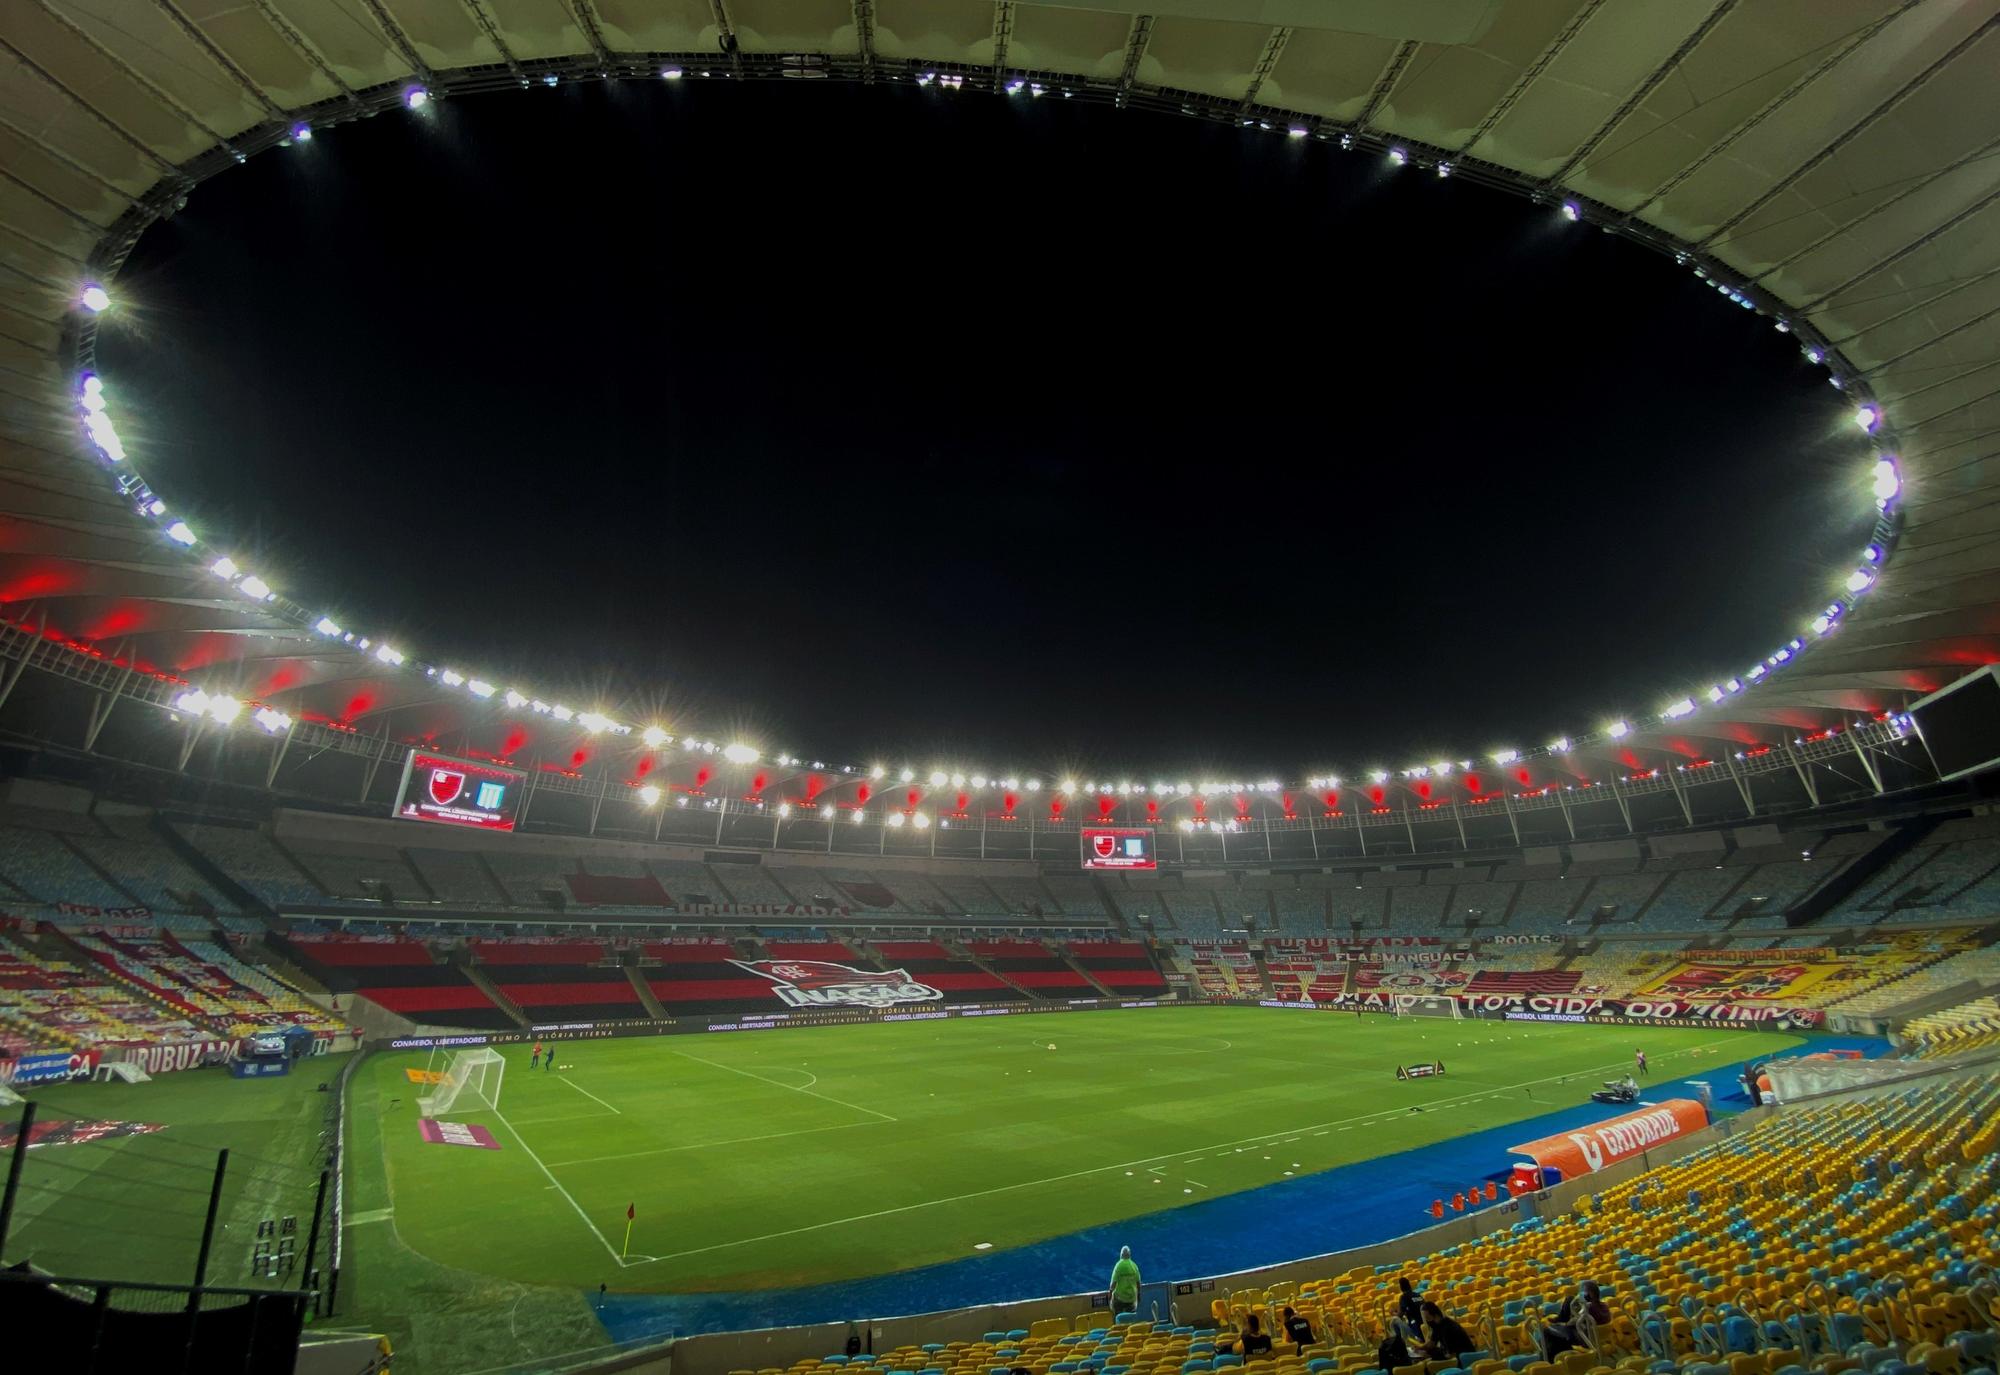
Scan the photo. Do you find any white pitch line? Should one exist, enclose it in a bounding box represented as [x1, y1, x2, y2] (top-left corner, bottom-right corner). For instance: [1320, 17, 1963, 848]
[489, 1105, 628, 1268]
[626, 1043, 1737, 1267]
[671, 1048, 898, 1122]
[547, 1119, 880, 1169]
[557, 1076, 621, 1115]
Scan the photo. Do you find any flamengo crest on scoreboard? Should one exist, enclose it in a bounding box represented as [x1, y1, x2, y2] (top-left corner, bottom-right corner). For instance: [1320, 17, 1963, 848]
[731, 959, 945, 1009]
[393, 749, 528, 831]
[1080, 827, 1156, 871]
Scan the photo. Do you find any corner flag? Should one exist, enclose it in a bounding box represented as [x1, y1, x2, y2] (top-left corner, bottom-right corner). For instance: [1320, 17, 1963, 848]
[621, 1203, 635, 1259]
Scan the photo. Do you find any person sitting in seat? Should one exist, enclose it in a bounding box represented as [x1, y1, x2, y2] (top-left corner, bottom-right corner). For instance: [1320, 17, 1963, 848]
[1418, 1300, 1474, 1361]
[1107, 1244, 1141, 1317]
[1281, 1305, 1315, 1355]
[1537, 1282, 1610, 1360]
[1238, 1313, 1274, 1361]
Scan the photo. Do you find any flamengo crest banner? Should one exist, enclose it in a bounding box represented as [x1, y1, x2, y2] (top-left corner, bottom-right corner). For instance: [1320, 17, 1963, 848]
[732, 959, 945, 1010]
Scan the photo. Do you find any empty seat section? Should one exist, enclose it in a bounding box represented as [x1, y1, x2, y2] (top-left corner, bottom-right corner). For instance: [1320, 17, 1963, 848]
[871, 940, 1022, 1002]
[63, 831, 238, 913]
[405, 848, 509, 905]
[0, 826, 140, 910]
[177, 823, 325, 908]
[1067, 940, 1166, 992]
[641, 938, 774, 1014]
[968, 938, 1090, 990]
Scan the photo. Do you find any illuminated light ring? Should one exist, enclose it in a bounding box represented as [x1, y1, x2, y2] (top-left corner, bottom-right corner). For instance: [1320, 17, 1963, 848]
[65, 60, 1902, 791]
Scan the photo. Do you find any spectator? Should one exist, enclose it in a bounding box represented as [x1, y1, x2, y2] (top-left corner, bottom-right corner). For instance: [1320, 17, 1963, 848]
[1238, 1313, 1273, 1360]
[1396, 1277, 1424, 1331]
[1538, 1282, 1610, 1360]
[1376, 1318, 1414, 1373]
[1419, 1301, 1474, 1360]
[1108, 1245, 1141, 1316]
[1281, 1305, 1315, 1354]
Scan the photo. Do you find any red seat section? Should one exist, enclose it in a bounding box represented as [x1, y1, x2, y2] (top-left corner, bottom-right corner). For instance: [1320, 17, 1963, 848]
[563, 873, 673, 906]
[470, 940, 606, 964]
[286, 935, 515, 1029]
[1068, 939, 1168, 993]
[643, 941, 736, 962]
[762, 941, 858, 961]
[865, 940, 1023, 1003]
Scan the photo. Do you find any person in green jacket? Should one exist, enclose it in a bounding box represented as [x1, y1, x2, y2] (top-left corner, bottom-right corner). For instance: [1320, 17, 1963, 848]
[1109, 1245, 1141, 1316]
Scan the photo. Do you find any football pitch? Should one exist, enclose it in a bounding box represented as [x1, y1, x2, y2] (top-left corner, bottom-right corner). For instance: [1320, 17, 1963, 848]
[350, 1007, 1801, 1295]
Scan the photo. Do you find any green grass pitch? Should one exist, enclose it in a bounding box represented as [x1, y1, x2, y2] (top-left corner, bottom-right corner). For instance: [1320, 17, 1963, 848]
[353, 1008, 1799, 1293]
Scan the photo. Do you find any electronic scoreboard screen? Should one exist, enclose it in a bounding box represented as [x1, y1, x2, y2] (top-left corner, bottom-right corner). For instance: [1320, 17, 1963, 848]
[1080, 827, 1157, 871]
[393, 750, 527, 832]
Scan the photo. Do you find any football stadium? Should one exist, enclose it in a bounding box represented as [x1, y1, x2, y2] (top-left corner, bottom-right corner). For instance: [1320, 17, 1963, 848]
[3, 3, 2000, 1374]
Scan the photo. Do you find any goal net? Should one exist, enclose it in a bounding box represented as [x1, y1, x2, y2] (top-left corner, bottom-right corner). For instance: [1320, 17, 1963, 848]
[418, 1048, 505, 1117]
[1392, 994, 1462, 1020]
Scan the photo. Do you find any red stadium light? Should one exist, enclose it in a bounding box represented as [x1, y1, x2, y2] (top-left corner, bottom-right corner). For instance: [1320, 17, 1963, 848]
[907, 788, 921, 809]
[1146, 799, 1159, 818]
[1050, 798, 1065, 819]
[1516, 768, 1532, 785]
[694, 765, 712, 789]
[1322, 791, 1337, 809]
[634, 755, 654, 778]
[1415, 781, 1431, 799]
[1097, 795, 1115, 817]
[1002, 791, 1018, 814]
[751, 771, 768, 794]
[501, 726, 527, 756]
[803, 775, 823, 801]
[855, 782, 872, 804]
[1369, 786, 1385, 805]
[1464, 774, 1481, 793]
[956, 791, 969, 812]
[569, 747, 589, 768]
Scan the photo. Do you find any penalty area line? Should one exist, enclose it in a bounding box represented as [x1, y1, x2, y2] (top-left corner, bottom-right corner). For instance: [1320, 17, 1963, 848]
[671, 1048, 898, 1123]
[547, 1119, 881, 1169]
[556, 1076, 622, 1115]
[488, 1105, 630, 1269]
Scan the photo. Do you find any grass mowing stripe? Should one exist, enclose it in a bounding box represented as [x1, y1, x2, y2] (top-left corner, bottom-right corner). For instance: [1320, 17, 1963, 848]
[629, 1039, 1731, 1266]
[547, 1118, 883, 1169]
[669, 1047, 900, 1122]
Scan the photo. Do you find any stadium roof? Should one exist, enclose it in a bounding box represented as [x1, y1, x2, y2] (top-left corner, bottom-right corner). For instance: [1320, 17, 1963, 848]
[1, 0, 1997, 796]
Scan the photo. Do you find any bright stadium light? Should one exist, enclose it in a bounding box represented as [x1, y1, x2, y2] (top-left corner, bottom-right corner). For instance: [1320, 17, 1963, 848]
[950, 773, 966, 789]
[291, 123, 312, 142]
[1664, 699, 1696, 720]
[885, 812, 905, 829]
[1025, 779, 1042, 791]
[638, 784, 662, 806]
[1864, 543, 1883, 564]
[374, 644, 404, 666]
[1287, 126, 1309, 139]
[1435, 161, 1452, 178]
[899, 768, 915, 783]
[661, 67, 683, 79]
[778, 803, 792, 818]
[1492, 749, 1518, 765]
[80, 284, 111, 313]
[578, 711, 613, 734]
[313, 616, 342, 637]
[642, 725, 669, 748]
[1551, 737, 1572, 754]
[239, 575, 273, 600]
[970, 775, 986, 789]
[504, 689, 529, 709]
[1854, 406, 1879, 432]
[1872, 457, 1900, 504]
[820, 804, 835, 820]
[1608, 721, 1631, 739]
[1560, 202, 1580, 221]
[173, 690, 209, 716]
[404, 87, 430, 109]
[1369, 770, 1388, 784]
[211, 557, 239, 580]
[207, 696, 243, 725]
[165, 521, 197, 546]
[928, 770, 948, 787]
[850, 807, 865, 824]
[911, 811, 931, 829]
[254, 707, 290, 734]
[1846, 569, 1874, 593]
[869, 764, 886, 780]
[722, 743, 759, 765]
[1179, 818, 1196, 832]
[1387, 147, 1407, 165]
[1060, 779, 1077, 793]
[542, 73, 559, 86]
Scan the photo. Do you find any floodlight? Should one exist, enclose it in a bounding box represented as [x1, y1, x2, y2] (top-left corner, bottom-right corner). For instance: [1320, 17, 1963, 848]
[722, 743, 759, 765]
[928, 769, 947, 787]
[1864, 544, 1882, 564]
[1388, 147, 1407, 165]
[970, 775, 986, 789]
[661, 67, 683, 79]
[899, 768, 914, 783]
[778, 803, 792, 818]
[211, 558, 239, 580]
[1663, 699, 1695, 720]
[543, 73, 559, 86]
[1492, 749, 1518, 765]
[642, 726, 669, 748]
[1287, 126, 1308, 139]
[505, 690, 529, 709]
[1845, 569, 1874, 593]
[1369, 770, 1388, 784]
[820, 804, 835, 820]
[207, 696, 243, 725]
[578, 711, 613, 734]
[1810, 614, 1833, 634]
[404, 87, 429, 109]
[911, 811, 931, 829]
[1854, 406, 1878, 431]
[1551, 737, 1572, 754]
[1872, 458, 1900, 504]
[1560, 202, 1580, 221]
[254, 707, 290, 734]
[1436, 161, 1452, 177]
[886, 812, 905, 828]
[239, 576, 272, 600]
[850, 807, 864, 824]
[81, 284, 111, 312]
[1179, 819, 1196, 832]
[1608, 721, 1631, 739]
[638, 784, 662, 806]
[551, 705, 574, 722]
[165, 521, 197, 546]
[313, 617, 342, 637]
[173, 690, 209, 715]
[950, 773, 966, 788]
[869, 765, 886, 779]
[1060, 779, 1077, 793]
[291, 123, 312, 142]
[1025, 779, 1041, 791]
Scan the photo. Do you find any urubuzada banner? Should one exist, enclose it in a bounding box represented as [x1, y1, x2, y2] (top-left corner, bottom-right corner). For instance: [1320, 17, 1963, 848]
[1509, 1098, 1708, 1180]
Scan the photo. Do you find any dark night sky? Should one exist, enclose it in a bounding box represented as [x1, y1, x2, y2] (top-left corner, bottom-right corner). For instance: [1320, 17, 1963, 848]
[99, 81, 1876, 778]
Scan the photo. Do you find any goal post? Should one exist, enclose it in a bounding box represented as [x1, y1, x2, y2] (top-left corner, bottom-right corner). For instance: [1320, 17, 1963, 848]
[1392, 994, 1462, 1020]
[418, 1047, 505, 1117]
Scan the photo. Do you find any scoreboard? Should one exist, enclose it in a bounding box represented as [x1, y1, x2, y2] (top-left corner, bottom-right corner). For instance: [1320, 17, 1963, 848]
[393, 750, 527, 832]
[1080, 827, 1157, 871]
